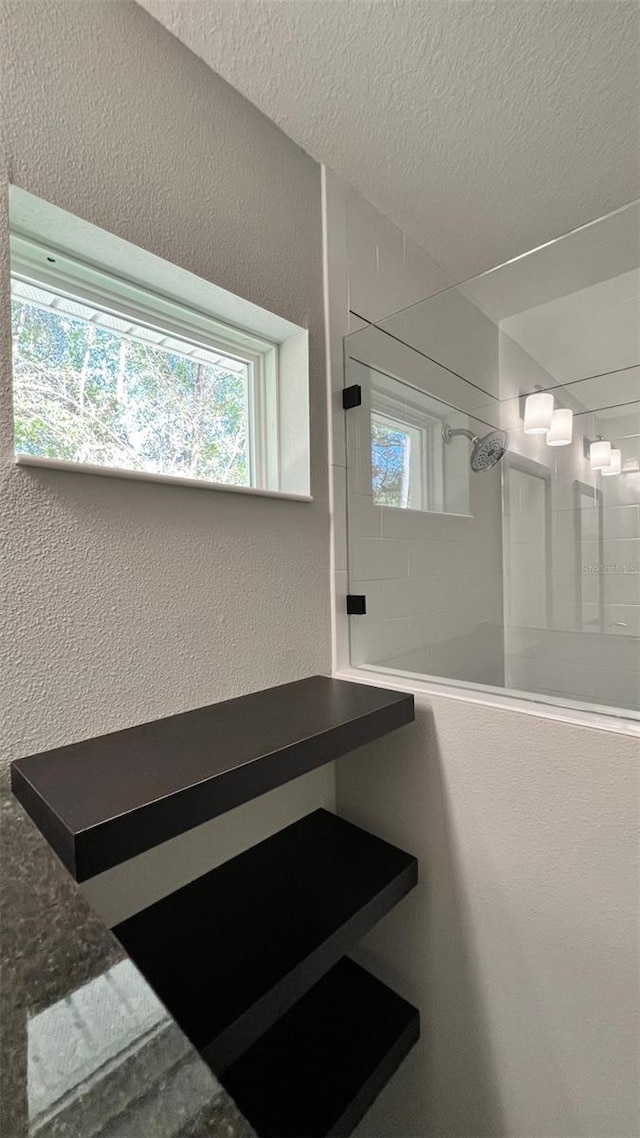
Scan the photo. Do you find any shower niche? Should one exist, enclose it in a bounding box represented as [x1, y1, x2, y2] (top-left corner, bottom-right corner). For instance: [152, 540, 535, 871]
[343, 200, 639, 721]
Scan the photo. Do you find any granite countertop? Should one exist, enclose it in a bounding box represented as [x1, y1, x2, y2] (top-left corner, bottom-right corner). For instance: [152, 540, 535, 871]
[0, 775, 255, 1138]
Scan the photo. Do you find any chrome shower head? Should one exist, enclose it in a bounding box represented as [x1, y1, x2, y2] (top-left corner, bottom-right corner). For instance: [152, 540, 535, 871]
[470, 429, 508, 471]
[443, 425, 508, 472]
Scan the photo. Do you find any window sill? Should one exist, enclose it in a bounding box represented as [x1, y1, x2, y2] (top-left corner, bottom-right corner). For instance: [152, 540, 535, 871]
[15, 454, 313, 503]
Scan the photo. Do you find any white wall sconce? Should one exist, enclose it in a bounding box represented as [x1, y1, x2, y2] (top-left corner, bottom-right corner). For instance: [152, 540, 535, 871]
[547, 407, 573, 446]
[601, 448, 622, 476]
[523, 391, 554, 435]
[589, 438, 612, 470]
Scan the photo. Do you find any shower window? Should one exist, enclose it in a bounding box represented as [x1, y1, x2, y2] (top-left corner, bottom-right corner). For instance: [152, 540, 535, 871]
[343, 200, 639, 722]
[366, 369, 465, 515]
[371, 406, 443, 510]
[371, 412, 425, 508]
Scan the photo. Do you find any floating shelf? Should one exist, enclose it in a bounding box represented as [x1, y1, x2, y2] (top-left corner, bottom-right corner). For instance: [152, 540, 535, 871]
[221, 957, 420, 1138]
[114, 809, 418, 1073]
[11, 675, 414, 880]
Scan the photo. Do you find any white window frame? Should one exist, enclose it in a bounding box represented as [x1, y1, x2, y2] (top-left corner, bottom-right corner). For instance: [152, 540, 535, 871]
[10, 235, 281, 493]
[370, 385, 445, 512]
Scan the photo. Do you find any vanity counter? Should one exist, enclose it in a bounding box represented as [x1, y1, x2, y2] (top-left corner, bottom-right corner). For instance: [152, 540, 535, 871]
[0, 776, 255, 1138]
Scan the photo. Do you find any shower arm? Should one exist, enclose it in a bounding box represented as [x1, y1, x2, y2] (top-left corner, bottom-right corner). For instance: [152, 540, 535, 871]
[443, 426, 478, 445]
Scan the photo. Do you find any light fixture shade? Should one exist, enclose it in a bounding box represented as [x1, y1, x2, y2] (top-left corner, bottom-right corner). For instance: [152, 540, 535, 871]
[601, 448, 621, 476]
[524, 392, 554, 435]
[547, 407, 573, 446]
[590, 439, 612, 469]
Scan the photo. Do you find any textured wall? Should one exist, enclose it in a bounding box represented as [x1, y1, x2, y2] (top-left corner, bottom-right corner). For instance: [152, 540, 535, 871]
[0, 0, 332, 885]
[338, 692, 640, 1138]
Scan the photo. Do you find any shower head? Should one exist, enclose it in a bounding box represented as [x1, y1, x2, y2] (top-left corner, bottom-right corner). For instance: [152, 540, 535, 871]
[443, 425, 508, 472]
[469, 429, 508, 471]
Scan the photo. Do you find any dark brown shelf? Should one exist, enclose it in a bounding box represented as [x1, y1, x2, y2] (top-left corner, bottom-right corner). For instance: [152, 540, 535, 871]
[11, 675, 414, 881]
[221, 957, 420, 1138]
[114, 809, 418, 1073]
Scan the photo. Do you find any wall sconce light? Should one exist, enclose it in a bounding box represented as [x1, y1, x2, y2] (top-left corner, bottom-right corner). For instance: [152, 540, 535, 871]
[546, 407, 573, 446]
[601, 448, 622, 476]
[523, 391, 554, 435]
[589, 438, 612, 470]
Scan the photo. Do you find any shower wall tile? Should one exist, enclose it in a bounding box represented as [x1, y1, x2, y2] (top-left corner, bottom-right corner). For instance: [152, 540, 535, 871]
[408, 538, 502, 577]
[382, 508, 470, 543]
[332, 571, 351, 672]
[346, 189, 448, 323]
[322, 167, 349, 470]
[382, 647, 432, 674]
[430, 625, 504, 681]
[381, 505, 502, 546]
[404, 235, 450, 309]
[331, 464, 348, 572]
[350, 614, 424, 666]
[602, 538, 640, 566]
[506, 654, 639, 711]
[349, 536, 408, 580]
[408, 542, 458, 577]
[601, 471, 640, 508]
[348, 493, 383, 538]
[506, 627, 640, 673]
[450, 659, 506, 687]
[602, 574, 640, 606]
[602, 505, 640, 540]
[506, 596, 547, 631]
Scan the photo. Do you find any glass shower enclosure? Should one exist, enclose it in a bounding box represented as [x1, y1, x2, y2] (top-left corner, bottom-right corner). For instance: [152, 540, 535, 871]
[344, 201, 639, 721]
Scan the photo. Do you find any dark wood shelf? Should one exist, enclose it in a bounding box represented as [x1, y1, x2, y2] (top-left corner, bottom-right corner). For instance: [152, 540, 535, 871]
[114, 809, 418, 1073]
[11, 675, 414, 881]
[221, 957, 420, 1138]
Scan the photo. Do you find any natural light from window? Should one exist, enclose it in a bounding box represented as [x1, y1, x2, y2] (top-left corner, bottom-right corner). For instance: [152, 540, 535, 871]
[8, 186, 311, 500]
[11, 280, 254, 487]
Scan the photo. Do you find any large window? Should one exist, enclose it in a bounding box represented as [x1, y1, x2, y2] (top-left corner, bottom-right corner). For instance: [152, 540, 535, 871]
[10, 244, 279, 491]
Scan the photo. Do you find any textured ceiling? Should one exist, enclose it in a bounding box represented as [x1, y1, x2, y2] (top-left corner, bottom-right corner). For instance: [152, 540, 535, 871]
[139, 0, 639, 282]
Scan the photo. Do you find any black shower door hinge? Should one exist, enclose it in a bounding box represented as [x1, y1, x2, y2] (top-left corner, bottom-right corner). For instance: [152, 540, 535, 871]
[342, 385, 362, 410]
[346, 594, 367, 616]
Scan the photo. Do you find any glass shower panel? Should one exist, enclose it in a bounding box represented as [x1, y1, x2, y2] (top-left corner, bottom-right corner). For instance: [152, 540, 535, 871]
[344, 201, 639, 721]
[345, 349, 505, 689]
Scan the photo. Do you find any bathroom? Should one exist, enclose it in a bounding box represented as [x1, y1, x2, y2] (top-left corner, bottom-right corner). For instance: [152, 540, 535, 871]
[1, 3, 638, 1138]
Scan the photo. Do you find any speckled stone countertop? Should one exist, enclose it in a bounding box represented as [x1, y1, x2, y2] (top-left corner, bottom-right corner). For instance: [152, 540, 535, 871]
[0, 775, 255, 1138]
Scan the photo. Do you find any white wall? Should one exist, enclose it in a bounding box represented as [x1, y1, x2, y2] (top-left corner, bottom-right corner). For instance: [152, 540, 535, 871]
[324, 167, 640, 1137]
[0, 0, 334, 916]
